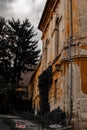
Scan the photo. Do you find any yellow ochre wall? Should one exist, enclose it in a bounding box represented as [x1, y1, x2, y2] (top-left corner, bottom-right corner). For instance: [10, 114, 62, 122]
[28, 0, 87, 129]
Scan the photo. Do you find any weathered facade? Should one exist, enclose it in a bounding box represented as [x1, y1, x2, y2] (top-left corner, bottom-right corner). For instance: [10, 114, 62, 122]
[28, 60, 42, 115]
[28, 0, 87, 129]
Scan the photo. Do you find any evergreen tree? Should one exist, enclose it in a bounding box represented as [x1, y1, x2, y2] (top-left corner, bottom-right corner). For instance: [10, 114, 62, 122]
[0, 17, 40, 87]
[0, 17, 11, 84]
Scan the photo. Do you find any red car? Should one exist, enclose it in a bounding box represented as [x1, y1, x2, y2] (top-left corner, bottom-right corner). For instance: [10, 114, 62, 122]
[10, 119, 26, 130]
[15, 120, 26, 129]
[3, 116, 26, 129]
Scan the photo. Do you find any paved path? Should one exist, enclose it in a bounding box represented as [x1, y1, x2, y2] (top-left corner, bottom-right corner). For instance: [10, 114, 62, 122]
[0, 115, 51, 130]
[0, 119, 11, 130]
[24, 120, 51, 130]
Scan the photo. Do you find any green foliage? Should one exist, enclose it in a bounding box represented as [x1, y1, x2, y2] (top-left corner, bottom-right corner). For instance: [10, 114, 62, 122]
[0, 17, 40, 113]
[38, 66, 52, 94]
[0, 17, 11, 83]
[0, 17, 40, 86]
[38, 66, 52, 115]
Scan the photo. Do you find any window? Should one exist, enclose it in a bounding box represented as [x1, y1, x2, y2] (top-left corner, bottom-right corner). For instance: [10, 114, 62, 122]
[43, 40, 47, 69]
[81, 59, 87, 94]
[55, 17, 59, 57]
[44, 47, 47, 68]
[54, 79, 58, 103]
[46, 39, 51, 67]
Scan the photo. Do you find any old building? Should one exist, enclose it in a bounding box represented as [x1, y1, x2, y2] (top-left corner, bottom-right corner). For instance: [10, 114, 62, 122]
[28, 59, 42, 115]
[16, 71, 33, 99]
[28, 0, 87, 129]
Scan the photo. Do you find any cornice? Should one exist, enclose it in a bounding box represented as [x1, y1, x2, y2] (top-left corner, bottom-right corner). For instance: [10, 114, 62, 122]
[38, 0, 58, 32]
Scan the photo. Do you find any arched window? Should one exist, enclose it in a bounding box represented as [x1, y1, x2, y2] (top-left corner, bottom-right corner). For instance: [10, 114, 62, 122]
[55, 17, 59, 57]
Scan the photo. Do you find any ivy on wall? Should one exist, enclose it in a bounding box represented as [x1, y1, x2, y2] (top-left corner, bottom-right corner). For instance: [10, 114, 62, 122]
[38, 66, 52, 116]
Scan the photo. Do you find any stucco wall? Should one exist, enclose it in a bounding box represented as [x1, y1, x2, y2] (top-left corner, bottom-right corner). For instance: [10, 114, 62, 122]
[28, 0, 87, 129]
[42, 0, 87, 129]
[78, 0, 87, 37]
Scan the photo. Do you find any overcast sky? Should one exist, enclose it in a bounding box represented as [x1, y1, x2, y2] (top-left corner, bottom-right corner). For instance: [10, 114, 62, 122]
[0, 0, 47, 50]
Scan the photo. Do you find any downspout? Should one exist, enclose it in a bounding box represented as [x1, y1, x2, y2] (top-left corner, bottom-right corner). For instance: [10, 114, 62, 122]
[68, 0, 73, 123]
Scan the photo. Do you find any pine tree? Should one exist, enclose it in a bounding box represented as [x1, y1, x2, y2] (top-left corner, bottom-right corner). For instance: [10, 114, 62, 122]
[0, 17, 12, 84]
[0, 17, 40, 87]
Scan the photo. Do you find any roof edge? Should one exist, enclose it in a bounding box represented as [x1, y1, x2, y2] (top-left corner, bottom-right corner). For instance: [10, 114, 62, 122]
[38, 0, 58, 32]
[38, 0, 51, 31]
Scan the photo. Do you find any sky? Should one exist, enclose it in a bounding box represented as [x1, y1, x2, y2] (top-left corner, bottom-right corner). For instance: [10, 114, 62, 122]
[0, 0, 47, 50]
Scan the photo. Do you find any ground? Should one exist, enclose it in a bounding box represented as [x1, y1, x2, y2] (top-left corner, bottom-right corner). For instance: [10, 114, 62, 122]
[0, 115, 50, 130]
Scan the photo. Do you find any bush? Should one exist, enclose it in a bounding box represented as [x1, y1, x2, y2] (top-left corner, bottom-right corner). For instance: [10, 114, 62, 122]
[40, 107, 66, 126]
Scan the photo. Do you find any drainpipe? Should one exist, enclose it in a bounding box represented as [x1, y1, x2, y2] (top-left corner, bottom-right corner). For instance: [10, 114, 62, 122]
[68, 0, 73, 123]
